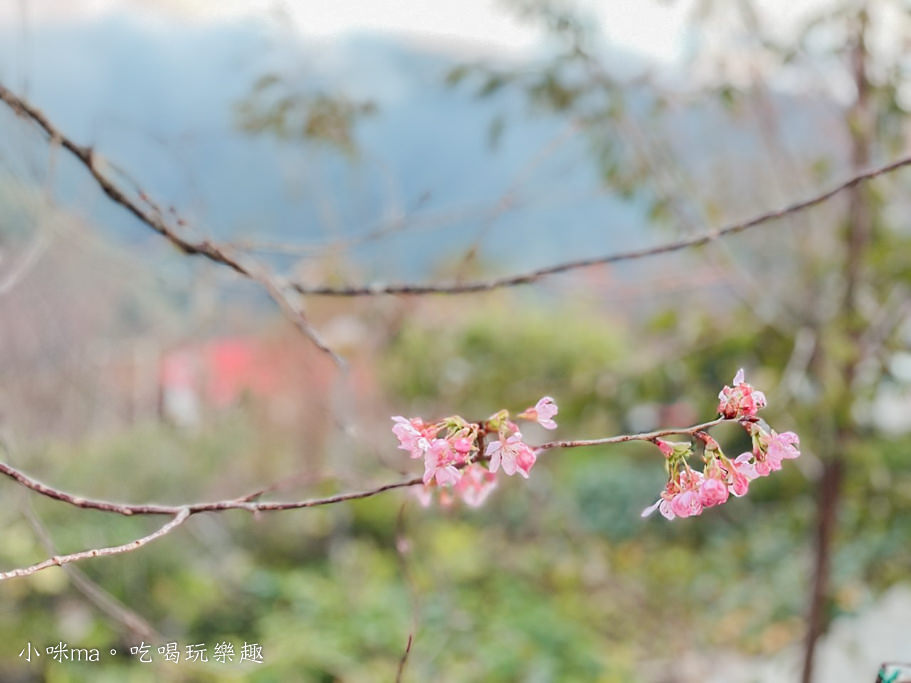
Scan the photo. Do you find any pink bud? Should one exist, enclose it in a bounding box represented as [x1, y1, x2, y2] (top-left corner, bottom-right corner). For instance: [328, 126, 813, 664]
[518, 396, 559, 430]
[451, 437, 474, 454]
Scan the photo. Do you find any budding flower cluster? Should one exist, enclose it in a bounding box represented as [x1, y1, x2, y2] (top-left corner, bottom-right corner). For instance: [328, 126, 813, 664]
[717, 368, 767, 419]
[642, 369, 800, 520]
[391, 396, 558, 508]
[393, 371, 798, 517]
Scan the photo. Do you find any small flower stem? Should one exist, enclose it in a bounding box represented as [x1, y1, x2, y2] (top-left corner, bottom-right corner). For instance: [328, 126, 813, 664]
[533, 417, 730, 454]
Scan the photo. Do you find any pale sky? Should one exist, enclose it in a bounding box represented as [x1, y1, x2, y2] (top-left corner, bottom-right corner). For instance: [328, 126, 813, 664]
[3, 0, 882, 99]
[2, 0, 694, 63]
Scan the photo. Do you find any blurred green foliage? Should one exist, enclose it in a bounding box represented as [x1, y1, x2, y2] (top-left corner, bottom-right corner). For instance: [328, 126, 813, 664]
[3, 299, 907, 681]
[235, 73, 377, 156]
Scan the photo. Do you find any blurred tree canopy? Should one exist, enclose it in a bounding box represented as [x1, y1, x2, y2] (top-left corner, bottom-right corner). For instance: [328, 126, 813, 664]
[3, 1, 911, 682]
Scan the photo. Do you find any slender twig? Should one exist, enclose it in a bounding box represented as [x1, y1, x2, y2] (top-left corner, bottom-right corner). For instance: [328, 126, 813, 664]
[534, 416, 726, 453]
[290, 156, 911, 296]
[21, 503, 162, 641]
[0, 508, 190, 581]
[251, 268, 344, 366]
[3, 83, 909, 301]
[234, 470, 328, 504]
[395, 633, 414, 683]
[1, 432, 162, 636]
[394, 504, 419, 683]
[0, 459, 423, 516]
[0, 82, 341, 365]
[452, 119, 581, 279]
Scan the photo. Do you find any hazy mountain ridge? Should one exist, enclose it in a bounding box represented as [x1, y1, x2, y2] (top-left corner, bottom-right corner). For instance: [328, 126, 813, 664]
[0, 12, 835, 282]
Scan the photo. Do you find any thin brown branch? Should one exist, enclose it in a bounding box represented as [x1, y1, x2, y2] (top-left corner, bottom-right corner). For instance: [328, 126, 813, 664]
[394, 503, 419, 683]
[0, 419, 736, 524]
[0, 433, 162, 637]
[0, 458, 423, 516]
[5, 82, 908, 306]
[0, 508, 190, 581]
[290, 155, 911, 296]
[0, 82, 341, 365]
[395, 633, 414, 683]
[21, 503, 162, 641]
[234, 470, 329, 504]
[228, 197, 492, 255]
[534, 416, 727, 453]
[252, 268, 344, 366]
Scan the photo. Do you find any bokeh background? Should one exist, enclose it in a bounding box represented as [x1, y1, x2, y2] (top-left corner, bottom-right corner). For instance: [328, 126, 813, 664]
[1, 1, 911, 681]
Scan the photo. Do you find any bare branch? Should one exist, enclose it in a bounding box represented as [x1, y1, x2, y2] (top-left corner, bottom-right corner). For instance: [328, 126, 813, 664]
[291, 155, 911, 296]
[394, 503, 419, 683]
[249, 267, 345, 366]
[395, 633, 414, 683]
[0, 432, 162, 637]
[0, 82, 341, 365]
[0, 508, 190, 581]
[234, 470, 329, 504]
[4, 82, 909, 305]
[534, 416, 726, 453]
[0, 458, 423, 516]
[21, 503, 162, 641]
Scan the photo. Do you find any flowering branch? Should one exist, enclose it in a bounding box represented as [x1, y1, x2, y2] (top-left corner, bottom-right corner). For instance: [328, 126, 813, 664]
[0, 375, 793, 519]
[393, 371, 800, 516]
[0, 372, 797, 577]
[640, 370, 799, 520]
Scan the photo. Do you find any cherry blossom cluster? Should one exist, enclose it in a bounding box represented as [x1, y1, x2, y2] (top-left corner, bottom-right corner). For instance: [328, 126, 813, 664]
[391, 396, 558, 507]
[642, 369, 800, 520]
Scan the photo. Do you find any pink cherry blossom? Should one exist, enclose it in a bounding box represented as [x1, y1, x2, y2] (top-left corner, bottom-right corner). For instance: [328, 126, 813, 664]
[754, 457, 775, 477]
[699, 477, 730, 508]
[671, 489, 704, 518]
[643, 469, 705, 520]
[717, 369, 768, 419]
[519, 396, 559, 430]
[727, 453, 758, 496]
[641, 497, 676, 520]
[411, 485, 434, 508]
[451, 437, 475, 455]
[391, 416, 430, 459]
[486, 434, 537, 478]
[453, 463, 499, 507]
[423, 438, 462, 486]
[765, 430, 800, 463]
[750, 428, 800, 475]
[514, 446, 537, 477]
